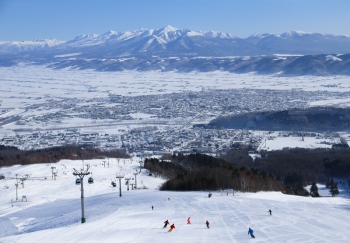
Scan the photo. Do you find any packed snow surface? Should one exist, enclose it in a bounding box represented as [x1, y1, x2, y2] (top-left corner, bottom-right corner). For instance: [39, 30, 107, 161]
[1, 158, 350, 242]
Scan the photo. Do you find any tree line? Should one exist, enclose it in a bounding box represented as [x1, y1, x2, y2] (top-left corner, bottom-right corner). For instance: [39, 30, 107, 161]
[0, 145, 129, 167]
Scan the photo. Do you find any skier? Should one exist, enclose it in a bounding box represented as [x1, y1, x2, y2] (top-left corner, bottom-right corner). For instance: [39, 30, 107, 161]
[152, 206, 154, 210]
[168, 223, 175, 232]
[206, 220, 210, 229]
[187, 217, 191, 224]
[268, 209, 272, 215]
[248, 227, 255, 238]
[163, 220, 170, 228]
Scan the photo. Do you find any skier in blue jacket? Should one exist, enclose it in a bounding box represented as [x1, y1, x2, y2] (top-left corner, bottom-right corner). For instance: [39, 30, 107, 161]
[248, 228, 255, 238]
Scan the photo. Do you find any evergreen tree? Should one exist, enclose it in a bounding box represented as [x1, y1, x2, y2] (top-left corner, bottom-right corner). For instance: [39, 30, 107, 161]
[329, 180, 339, 197]
[310, 182, 320, 197]
[325, 178, 331, 188]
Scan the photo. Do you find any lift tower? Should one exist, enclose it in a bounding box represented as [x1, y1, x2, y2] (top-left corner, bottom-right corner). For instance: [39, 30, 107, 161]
[133, 172, 138, 190]
[73, 165, 90, 223]
[116, 174, 125, 197]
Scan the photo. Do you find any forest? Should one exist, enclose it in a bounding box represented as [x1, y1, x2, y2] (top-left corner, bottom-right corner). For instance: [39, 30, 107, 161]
[145, 154, 286, 194]
[221, 147, 350, 184]
[206, 107, 350, 132]
[145, 147, 350, 196]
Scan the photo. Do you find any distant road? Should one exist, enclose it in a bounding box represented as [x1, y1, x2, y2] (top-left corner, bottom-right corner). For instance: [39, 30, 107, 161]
[12, 121, 176, 132]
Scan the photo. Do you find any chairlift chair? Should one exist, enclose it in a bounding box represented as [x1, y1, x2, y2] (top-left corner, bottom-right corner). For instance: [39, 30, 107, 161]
[76, 178, 81, 185]
[88, 177, 94, 184]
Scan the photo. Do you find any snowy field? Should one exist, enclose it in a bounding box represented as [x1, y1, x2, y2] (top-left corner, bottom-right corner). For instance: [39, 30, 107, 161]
[1, 65, 350, 110]
[1, 65, 349, 136]
[253, 131, 347, 151]
[1, 158, 350, 242]
[262, 136, 332, 151]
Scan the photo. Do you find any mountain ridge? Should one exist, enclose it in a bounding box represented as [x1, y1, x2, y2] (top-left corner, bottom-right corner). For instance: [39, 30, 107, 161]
[1, 26, 350, 76]
[1, 25, 350, 56]
[205, 106, 350, 132]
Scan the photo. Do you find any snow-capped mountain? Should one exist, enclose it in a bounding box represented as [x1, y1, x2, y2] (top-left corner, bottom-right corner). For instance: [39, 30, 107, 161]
[250, 31, 350, 55]
[1, 25, 350, 56]
[1, 26, 350, 76]
[0, 39, 64, 53]
[51, 25, 242, 56]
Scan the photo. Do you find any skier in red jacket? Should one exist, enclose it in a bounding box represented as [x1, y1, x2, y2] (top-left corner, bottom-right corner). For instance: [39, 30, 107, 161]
[187, 217, 191, 224]
[168, 224, 175, 232]
[206, 220, 210, 228]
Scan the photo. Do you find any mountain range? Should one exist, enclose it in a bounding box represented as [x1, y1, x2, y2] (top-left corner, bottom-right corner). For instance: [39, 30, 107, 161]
[2, 25, 350, 56]
[1, 25, 350, 75]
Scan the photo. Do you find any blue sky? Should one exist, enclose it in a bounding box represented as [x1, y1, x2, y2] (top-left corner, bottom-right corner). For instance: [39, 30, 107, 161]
[0, 0, 349, 41]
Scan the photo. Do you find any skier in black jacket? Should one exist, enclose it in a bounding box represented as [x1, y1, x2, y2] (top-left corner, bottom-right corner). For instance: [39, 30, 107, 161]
[163, 220, 170, 228]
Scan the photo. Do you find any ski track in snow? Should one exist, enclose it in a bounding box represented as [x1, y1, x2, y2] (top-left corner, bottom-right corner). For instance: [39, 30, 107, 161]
[1, 159, 350, 242]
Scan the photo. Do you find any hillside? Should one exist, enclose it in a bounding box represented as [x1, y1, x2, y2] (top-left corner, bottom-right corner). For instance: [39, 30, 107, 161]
[207, 107, 350, 131]
[1, 158, 350, 242]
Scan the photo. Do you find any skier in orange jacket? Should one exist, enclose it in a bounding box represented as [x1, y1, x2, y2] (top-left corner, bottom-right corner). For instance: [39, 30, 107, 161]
[168, 224, 175, 232]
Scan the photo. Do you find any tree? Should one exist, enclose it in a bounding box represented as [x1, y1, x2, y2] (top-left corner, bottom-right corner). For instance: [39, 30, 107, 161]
[325, 178, 331, 188]
[283, 173, 305, 195]
[329, 180, 339, 197]
[310, 182, 320, 197]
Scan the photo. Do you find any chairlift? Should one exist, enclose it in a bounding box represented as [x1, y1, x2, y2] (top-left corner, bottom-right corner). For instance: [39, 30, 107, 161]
[88, 177, 94, 184]
[76, 179, 81, 185]
[111, 181, 116, 187]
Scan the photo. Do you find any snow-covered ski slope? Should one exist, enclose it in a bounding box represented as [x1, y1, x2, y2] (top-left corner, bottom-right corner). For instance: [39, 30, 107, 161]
[1, 158, 350, 242]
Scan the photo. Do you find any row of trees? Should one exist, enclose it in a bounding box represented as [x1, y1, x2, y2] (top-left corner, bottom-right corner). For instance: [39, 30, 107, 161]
[0, 145, 129, 167]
